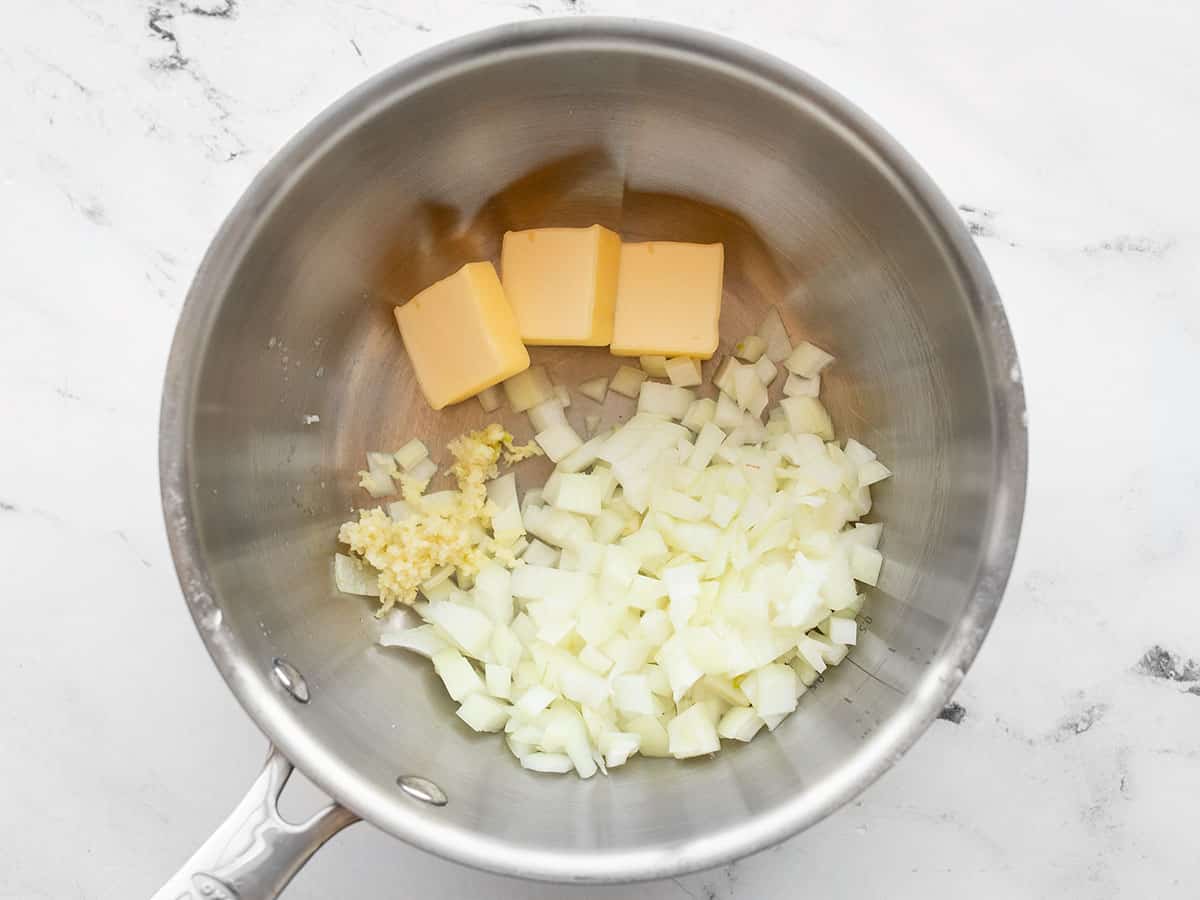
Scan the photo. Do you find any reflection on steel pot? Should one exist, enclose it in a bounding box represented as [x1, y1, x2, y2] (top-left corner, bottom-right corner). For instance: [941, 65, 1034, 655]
[157, 18, 1026, 899]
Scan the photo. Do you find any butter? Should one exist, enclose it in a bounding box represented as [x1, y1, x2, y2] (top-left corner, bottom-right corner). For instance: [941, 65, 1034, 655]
[394, 262, 530, 410]
[610, 241, 724, 359]
[500, 225, 621, 346]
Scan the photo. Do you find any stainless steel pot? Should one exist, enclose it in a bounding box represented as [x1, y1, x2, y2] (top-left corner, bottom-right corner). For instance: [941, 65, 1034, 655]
[156, 18, 1026, 899]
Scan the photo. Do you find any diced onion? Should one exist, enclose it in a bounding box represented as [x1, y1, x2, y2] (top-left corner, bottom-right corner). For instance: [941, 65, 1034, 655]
[578, 377, 609, 404]
[348, 322, 890, 779]
[783, 373, 820, 397]
[503, 366, 555, 413]
[529, 398, 569, 433]
[457, 693, 511, 732]
[408, 457, 437, 483]
[784, 341, 835, 378]
[667, 702, 720, 758]
[756, 308, 793, 363]
[712, 356, 742, 395]
[639, 355, 669, 377]
[392, 440, 428, 471]
[609, 366, 648, 398]
[378, 623, 447, 658]
[477, 385, 503, 412]
[665, 357, 703, 387]
[637, 382, 695, 420]
[753, 356, 778, 387]
[432, 648, 485, 701]
[535, 423, 584, 463]
[521, 752, 574, 773]
[334, 553, 380, 596]
[733, 334, 767, 363]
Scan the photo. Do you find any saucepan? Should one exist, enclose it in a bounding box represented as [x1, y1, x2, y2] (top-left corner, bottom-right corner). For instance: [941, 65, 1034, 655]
[156, 18, 1026, 899]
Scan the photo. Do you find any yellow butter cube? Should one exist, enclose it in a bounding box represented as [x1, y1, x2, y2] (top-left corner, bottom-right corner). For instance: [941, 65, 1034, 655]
[610, 241, 724, 359]
[500, 225, 621, 346]
[394, 262, 530, 410]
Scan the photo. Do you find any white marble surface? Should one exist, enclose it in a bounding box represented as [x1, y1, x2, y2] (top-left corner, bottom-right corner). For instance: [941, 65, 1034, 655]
[3, 1, 1199, 897]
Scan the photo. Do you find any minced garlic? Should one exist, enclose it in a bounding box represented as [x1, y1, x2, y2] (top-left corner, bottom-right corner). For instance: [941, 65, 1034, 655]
[339, 424, 539, 614]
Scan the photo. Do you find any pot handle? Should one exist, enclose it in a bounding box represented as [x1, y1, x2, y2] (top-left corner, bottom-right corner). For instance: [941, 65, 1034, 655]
[151, 746, 359, 900]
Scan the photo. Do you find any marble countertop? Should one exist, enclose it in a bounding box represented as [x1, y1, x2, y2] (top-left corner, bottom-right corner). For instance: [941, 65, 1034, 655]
[3, 2, 1198, 898]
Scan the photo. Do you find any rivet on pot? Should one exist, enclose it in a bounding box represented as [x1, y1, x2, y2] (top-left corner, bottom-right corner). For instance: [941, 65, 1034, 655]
[396, 775, 447, 806]
[271, 657, 310, 703]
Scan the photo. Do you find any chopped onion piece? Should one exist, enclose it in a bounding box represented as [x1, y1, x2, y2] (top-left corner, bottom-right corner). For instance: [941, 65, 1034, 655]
[756, 307, 793, 363]
[733, 334, 767, 362]
[783, 373, 821, 398]
[521, 539, 561, 568]
[637, 382, 695, 420]
[557, 430, 612, 474]
[753, 356, 778, 387]
[599, 731, 641, 767]
[850, 545, 883, 586]
[486, 472, 519, 511]
[846, 522, 883, 549]
[367, 451, 397, 478]
[639, 355, 669, 377]
[796, 636, 828, 673]
[477, 385, 503, 412]
[555, 385, 571, 407]
[578, 377, 609, 404]
[491, 504, 524, 544]
[784, 341, 835, 378]
[715, 391, 743, 429]
[665, 357, 703, 387]
[858, 460, 892, 487]
[551, 473, 606, 516]
[503, 366, 555, 413]
[393, 439, 429, 471]
[473, 563, 514, 625]
[610, 365, 648, 398]
[780, 396, 834, 439]
[457, 693, 510, 732]
[668, 703, 720, 758]
[358, 469, 395, 498]
[742, 664, 798, 717]
[827, 616, 858, 646]
[422, 600, 492, 659]
[712, 356, 742, 395]
[535, 423, 584, 463]
[718, 705, 765, 741]
[516, 684, 557, 716]
[521, 752, 574, 774]
[529, 398, 569, 433]
[408, 457, 437, 484]
[579, 645, 613, 674]
[733, 366, 768, 416]
[625, 715, 670, 757]
[432, 648, 485, 701]
[379, 623, 446, 657]
[688, 422, 726, 471]
[844, 438, 877, 467]
[334, 553, 380, 596]
[681, 397, 717, 433]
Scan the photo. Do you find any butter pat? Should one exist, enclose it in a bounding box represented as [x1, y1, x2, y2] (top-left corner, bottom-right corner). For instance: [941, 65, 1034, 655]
[610, 241, 724, 359]
[394, 262, 530, 410]
[501, 225, 621, 346]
